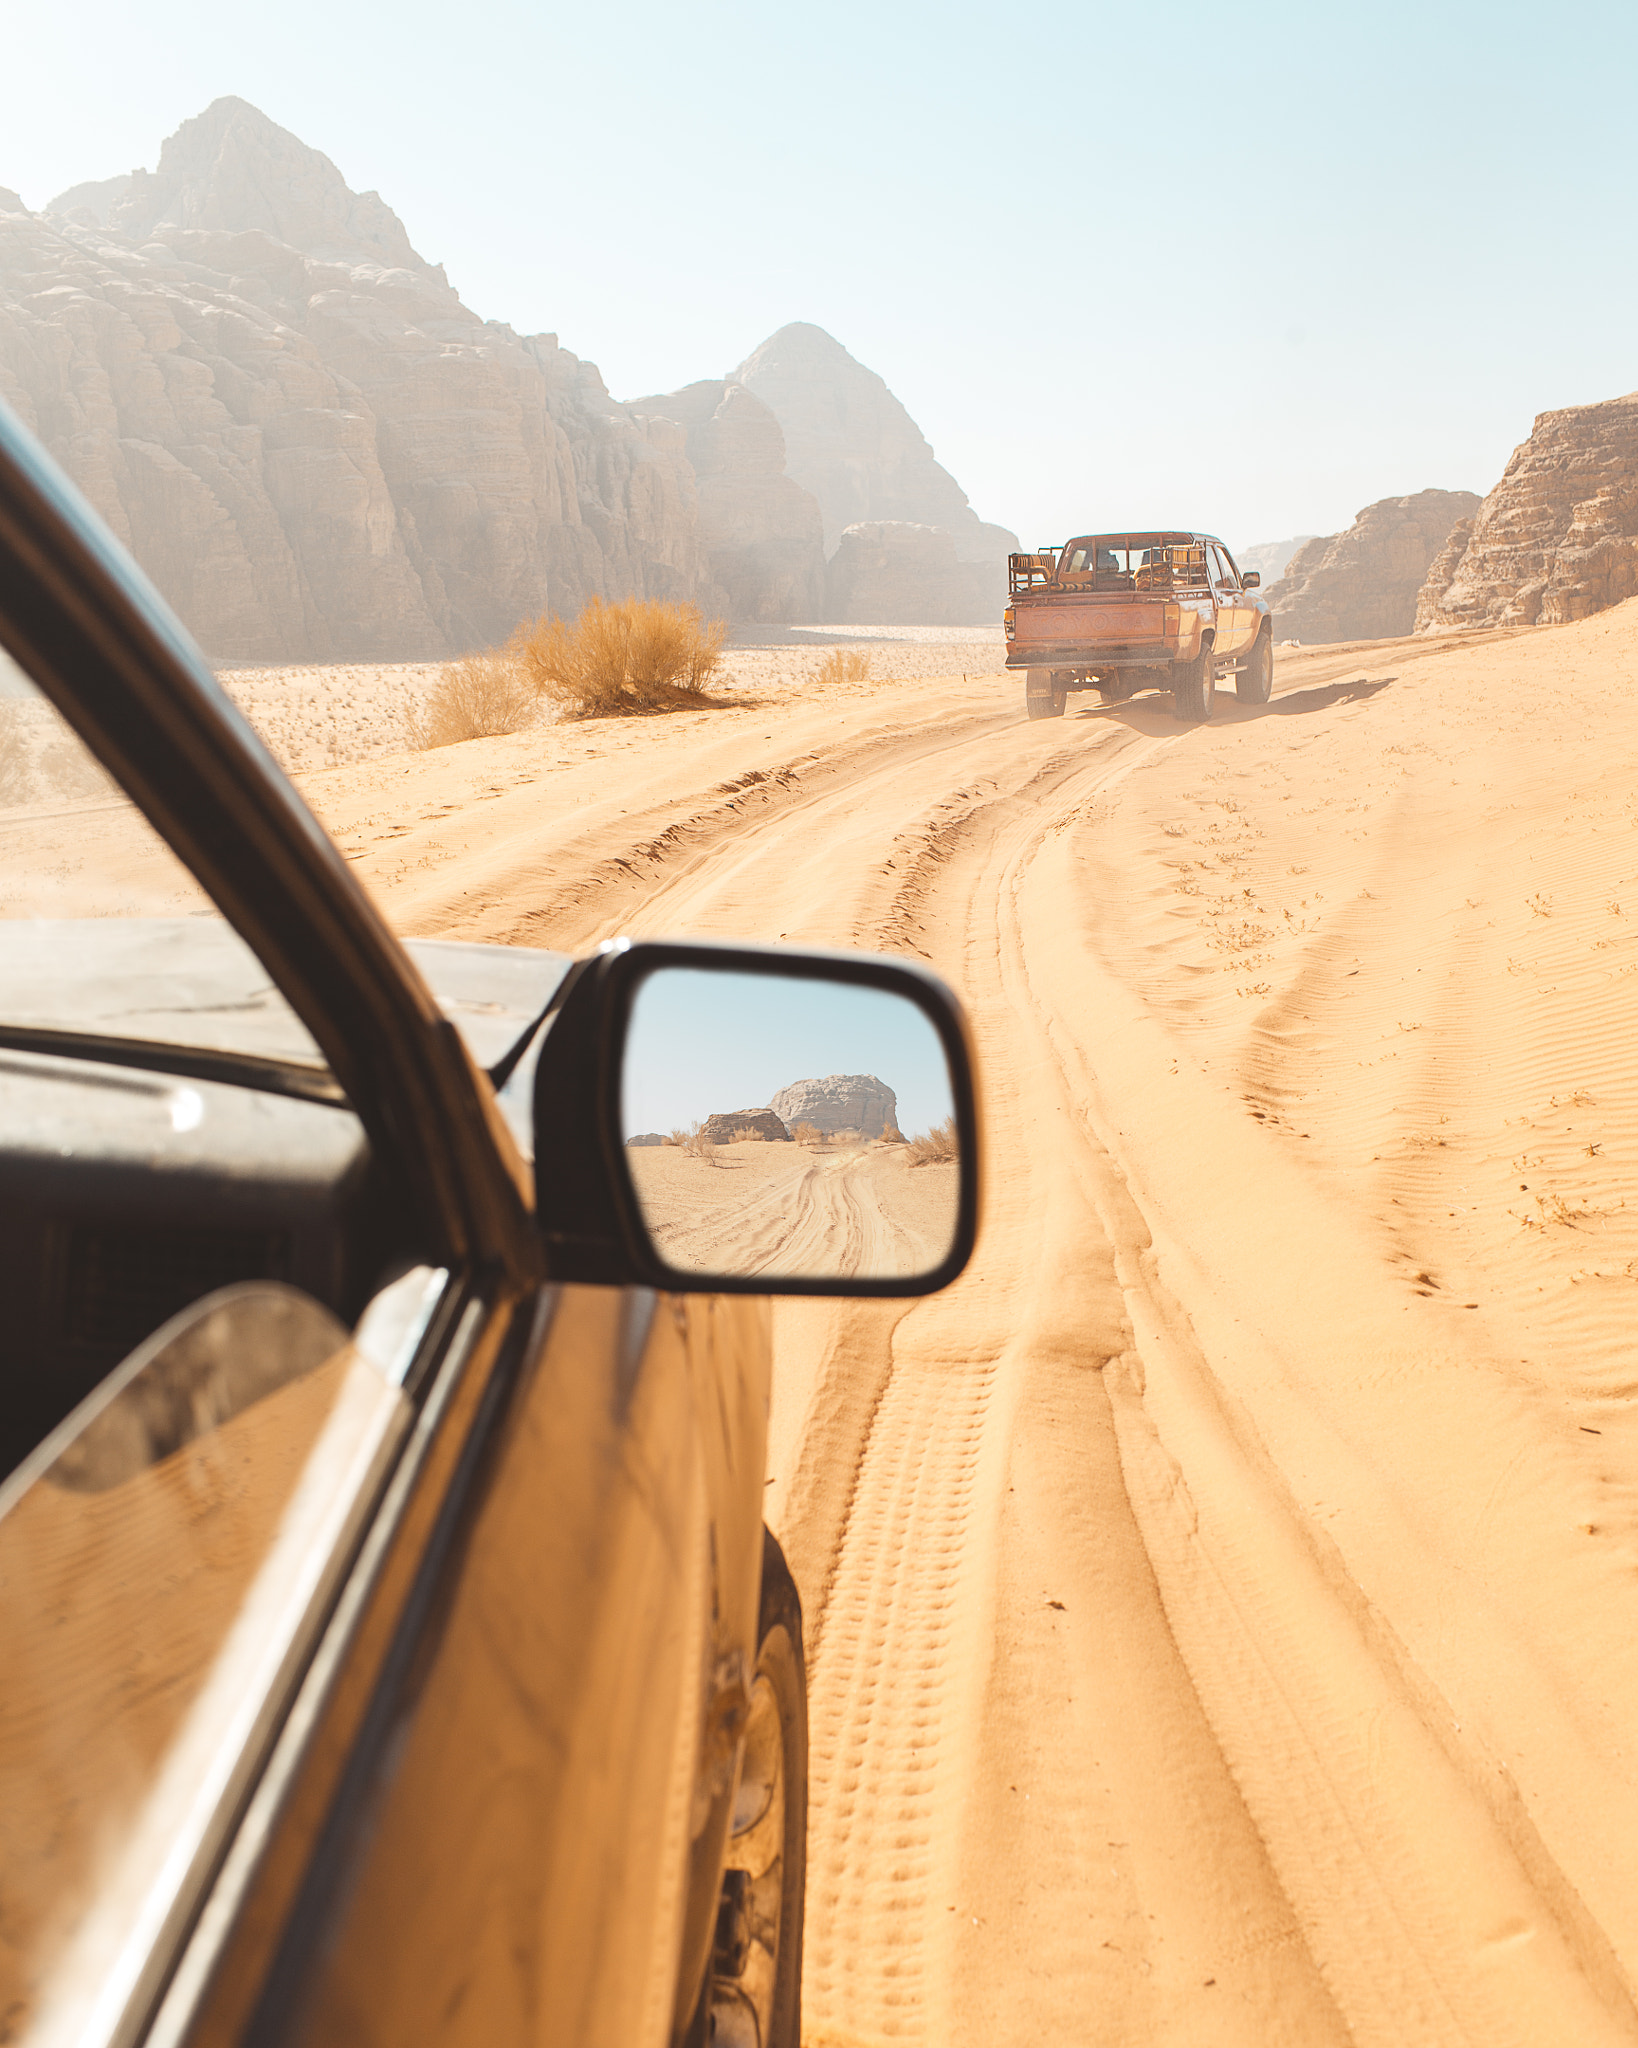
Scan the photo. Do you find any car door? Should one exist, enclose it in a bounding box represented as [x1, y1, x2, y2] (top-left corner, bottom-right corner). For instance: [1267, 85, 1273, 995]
[0, 397, 980, 2048]
[1208, 541, 1249, 657]
[0, 402, 730, 2048]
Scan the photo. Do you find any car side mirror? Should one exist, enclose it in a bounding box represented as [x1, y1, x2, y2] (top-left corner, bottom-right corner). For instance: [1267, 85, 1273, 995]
[531, 940, 980, 1296]
[1241, 570, 1261, 589]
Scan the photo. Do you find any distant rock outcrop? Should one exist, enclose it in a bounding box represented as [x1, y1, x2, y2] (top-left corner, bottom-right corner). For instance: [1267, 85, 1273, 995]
[1416, 394, 1638, 631]
[1263, 490, 1480, 644]
[1236, 535, 1315, 588]
[0, 99, 708, 660]
[700, 1107, 792, 1145]
[827, 522, 985, 627]
[735, 322, 1017, 621]
[629, 380, 826, 622]
[769, 1073, 898, 1140]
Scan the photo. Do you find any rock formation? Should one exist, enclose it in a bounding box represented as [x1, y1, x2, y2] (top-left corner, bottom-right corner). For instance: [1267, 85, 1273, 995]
[1236, 535, 1315, 587]
[1, 103, 1019, 655]
[826, 523, 986, 628]
[769, 1073, 898, 1140]
[699, 1108, 792, 1145]
[1262, 490, 1480, 644]
[0, 98, 712, 660]
[1415, 394, 1638, 631]
[734, 322, 1017, 621]
[628, 380, 825, 622]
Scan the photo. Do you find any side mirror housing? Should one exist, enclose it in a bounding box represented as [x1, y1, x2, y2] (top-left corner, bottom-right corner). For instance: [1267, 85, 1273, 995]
[531, 940, 980, 1297]
[1241, 569, 1261, 589]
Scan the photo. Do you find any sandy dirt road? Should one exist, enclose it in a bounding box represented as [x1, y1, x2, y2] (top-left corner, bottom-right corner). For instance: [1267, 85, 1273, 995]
[25, 612, 1638, 2042]
[301, 609, 1638, 2045]
[626, 1143, 959, 1283]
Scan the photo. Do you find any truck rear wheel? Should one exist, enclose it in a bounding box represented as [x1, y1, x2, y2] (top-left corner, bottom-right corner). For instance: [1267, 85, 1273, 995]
[1236, 631, 1273, 705]
[1025, 669, 1066, 719]
[1173, 646, 1215, 722]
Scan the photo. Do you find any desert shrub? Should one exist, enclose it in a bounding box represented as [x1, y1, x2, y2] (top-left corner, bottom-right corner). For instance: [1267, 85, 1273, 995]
[906, 1116, 958, 1167]
[817, 648, 872, 687]
[671, 1119, 719, 1166]
[511, 597, 726, 719]
[790, 1121, 824, 1148]
[881, 1123, 906, 1145]
[411, 652, 537, 750]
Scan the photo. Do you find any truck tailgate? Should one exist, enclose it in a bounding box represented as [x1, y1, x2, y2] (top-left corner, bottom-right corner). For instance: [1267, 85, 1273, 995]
[1015, 598, 1169, 649]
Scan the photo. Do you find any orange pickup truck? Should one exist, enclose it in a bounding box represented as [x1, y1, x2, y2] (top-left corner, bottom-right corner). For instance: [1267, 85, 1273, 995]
[1004, 531, 1272, 722]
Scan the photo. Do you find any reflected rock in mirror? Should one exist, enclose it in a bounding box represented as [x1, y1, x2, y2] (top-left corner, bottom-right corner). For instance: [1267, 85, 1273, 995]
[621, 968, 960, 1284]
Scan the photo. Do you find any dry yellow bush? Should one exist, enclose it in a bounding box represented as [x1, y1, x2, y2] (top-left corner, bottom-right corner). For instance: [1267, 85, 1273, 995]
[906, 1116, 958, 1167]
[790, 1120, 824, 1147]
[511, 597, 726, 719]
[817, 648, 872, 686]
[411, 653, 537, 750]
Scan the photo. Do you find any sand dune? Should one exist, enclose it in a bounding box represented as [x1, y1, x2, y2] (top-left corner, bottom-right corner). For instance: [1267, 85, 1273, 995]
[20, 604, 1638, 2041]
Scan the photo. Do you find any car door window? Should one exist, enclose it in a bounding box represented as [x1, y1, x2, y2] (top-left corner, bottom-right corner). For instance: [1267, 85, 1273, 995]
[0, 1274, 434, 2048]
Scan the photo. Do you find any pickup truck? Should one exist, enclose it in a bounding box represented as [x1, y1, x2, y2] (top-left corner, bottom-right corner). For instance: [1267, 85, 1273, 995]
[1003, 531, 1273, 722]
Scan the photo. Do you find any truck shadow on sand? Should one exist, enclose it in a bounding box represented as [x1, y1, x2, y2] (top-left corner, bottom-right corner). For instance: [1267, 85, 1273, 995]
[1062, 674, 1395, 734]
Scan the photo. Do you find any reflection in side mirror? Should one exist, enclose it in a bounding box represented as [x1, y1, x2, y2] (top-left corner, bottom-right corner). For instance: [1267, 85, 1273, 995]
[621, 966, 961, 1286]
[1241, 569, 1261, 588]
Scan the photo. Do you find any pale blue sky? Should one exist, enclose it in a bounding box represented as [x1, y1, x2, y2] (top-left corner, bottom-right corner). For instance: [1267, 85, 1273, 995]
[6, 0, 1635, 550]
[622, 969, 954, 1138]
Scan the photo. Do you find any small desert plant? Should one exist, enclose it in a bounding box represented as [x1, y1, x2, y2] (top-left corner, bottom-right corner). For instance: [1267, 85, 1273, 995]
[411, 652, 537, 750]
[906, 1116, 958, 1167]
[881, 1123, 906, 1145]
[511, 597, 726, 719]
[671, 1120, 720, 1166]
[790, 1121, 825, 1148]
[817, 648, 872, 686]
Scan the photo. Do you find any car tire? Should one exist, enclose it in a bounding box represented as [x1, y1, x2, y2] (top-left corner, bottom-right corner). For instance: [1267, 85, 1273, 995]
[1173, 645, 1216, 722]
[1025, 669, 1066, 720]
[1236, 631, 1273, 705]
[693, 1531, 808, 2048]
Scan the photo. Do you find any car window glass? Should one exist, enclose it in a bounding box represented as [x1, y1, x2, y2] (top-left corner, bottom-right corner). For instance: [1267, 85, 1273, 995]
[0, 1277, 422, 2048]
[0, 650, 324, 1068]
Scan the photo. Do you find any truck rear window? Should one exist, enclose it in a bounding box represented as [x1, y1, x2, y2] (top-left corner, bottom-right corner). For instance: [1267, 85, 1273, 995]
[1057, 537, 1207, 591]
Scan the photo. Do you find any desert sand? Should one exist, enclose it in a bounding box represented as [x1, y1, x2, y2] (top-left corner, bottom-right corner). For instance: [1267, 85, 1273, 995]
[18, 607, 1638, 2043]
[626, 1140, 959, 1281]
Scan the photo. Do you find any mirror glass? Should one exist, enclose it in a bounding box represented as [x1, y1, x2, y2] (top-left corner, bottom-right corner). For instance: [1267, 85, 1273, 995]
[621, 967, 960, 1282]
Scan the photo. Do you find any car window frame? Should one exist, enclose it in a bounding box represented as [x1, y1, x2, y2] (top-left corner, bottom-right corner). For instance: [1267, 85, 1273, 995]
[0, 402, 534, 1281]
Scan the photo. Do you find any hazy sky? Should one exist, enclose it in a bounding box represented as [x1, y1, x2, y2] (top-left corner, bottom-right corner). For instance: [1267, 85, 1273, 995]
[623, 970, 954, 1139]
[6, 0, 1635, 551]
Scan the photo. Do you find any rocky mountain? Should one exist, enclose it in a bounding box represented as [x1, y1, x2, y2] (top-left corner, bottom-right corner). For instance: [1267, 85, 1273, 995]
[1, 101, 1014, 658]
[768, 1073, 898, 1140]
[1416, 394, 1638, 631]
[1262, 490, 1480, 644]
[1236, 535, 1315, 587]
[627, 380, 825, 623]
[734, 322, 1017, 623]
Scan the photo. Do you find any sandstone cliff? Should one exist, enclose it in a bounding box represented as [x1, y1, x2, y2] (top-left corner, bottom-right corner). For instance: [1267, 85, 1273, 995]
[628, 380, 825, 622]
[1416, 394, 1638, 631]
[734, 322, 1017, 621]
[1263, 489, 1480, 644]
[2, 102, 1018, 654]
[1, 98, 711, 660]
